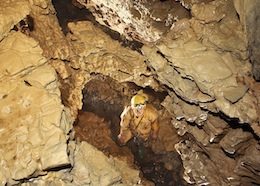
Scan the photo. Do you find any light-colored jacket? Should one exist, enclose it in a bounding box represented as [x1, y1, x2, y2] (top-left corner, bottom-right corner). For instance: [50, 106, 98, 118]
[119, 104, 159, 143]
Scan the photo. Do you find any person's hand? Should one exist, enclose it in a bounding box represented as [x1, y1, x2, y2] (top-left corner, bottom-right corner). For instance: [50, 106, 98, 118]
[151, 131, 158, 140]
[118, 133, 126, 145]
[118, 134, 124, 141]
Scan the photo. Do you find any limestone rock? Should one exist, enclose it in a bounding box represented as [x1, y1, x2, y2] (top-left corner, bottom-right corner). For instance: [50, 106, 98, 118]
[1, 0, 260, 185]
[0, 31, 74, 184]
[0, 0, 30, 41]
[191, 1, 226, 23]
[223, 83, 249, 103]
[142, 43, 214, 104]
[175, 140, 239, 185]
[71, 141, 143, 186]
[220, 128, 253, 154]
[191, 0, 248, 60]
[0, 31, 46, 78]
[234, 143, 260, 184]
[29, 0, 70, 60]
[203, 115, 229, 143]
[76, 0, 190, 43]
[73, 141, 121, 186]
[66, 21, 159, 90]
[41, 132, 70, 170]
[142, 15, 259, 134]
[214, 93, 259, 124]
[113, 157, 142, 186]
[234, 0, 260, 80]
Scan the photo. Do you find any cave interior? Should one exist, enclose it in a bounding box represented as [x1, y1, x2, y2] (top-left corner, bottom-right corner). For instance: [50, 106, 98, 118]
[0, 0, 260, 185]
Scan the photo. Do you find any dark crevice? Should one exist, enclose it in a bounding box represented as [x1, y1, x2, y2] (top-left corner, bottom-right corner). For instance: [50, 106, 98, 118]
[46, 164, 72, 172]
[52, 0, 143, 52]
[79, 74, 189, 185]
[52, 0, 94, 35]
[219, 111, 259, 140]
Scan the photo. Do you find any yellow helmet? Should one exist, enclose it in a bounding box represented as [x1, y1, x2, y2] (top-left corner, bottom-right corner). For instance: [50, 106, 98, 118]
[131, 94, 146, 107]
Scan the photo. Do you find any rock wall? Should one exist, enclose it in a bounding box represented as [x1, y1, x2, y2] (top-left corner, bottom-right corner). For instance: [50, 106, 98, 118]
[0, 0, 143, 185]
[0, 30, 73, 184]
[0, 0, 260, 185]
[234, 0, 260, 80]
[72, 0, 260, 185]
[0, 6, 148, 184]
[76, 0, 191, 43]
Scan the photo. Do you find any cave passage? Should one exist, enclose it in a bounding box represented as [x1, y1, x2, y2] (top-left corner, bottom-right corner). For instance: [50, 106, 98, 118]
[51, 1, 192, 184]
[52, 0, 144, 51]
[52, 0, 94, 34]
[73, 75, 190, 185]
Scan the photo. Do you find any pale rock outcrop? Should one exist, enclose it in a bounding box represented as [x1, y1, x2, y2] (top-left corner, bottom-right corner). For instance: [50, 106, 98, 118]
[142, 37, 258, 126]
[72, 142, 142, 186]
[0, 0, 30, 41]
[0, 0, 146, 185]
[66, 21, 160, 90]
[29, 0, 70, 60]
[142, 3, 259, 130]
[1, 0, 260, 185]
[220, 128, 253, 154]
[76, 0, 190, 43]
[19, 140, 142, 185]
[167, 96, 260, 185]
[175, 140, 240, 185]
[0, 13, 143, 186]
[163, 92, 208, 124]
[202, 115, 229, 143]
[191, 0, 248, 60]
[72, 142, 122, 186]
[28, 0, 85, 118]
[191, 1, 226, 23]
[0, 32, 74, 184]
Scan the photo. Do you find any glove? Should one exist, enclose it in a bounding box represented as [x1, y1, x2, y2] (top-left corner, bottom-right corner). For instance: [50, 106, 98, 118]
[151, 131, 158, 140]
[118, 134, 125, 143]
[117, 131, 127, 145]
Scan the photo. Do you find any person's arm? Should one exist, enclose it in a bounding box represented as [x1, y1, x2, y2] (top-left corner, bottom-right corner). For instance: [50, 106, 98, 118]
[118, 121, 129, 143]
[118, 107, 131, 143]
[151, 119, 159, 139]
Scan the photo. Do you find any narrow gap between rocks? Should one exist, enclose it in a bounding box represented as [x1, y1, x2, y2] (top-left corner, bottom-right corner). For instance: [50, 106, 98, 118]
[52, 0, 143, 52]
[52, 1, 194, 184]
[50, 1, 260, 185]
[74, 74, 190, 185]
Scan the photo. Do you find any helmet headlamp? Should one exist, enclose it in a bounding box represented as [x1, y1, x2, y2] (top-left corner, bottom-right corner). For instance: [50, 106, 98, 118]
[135, 104, 145, 110]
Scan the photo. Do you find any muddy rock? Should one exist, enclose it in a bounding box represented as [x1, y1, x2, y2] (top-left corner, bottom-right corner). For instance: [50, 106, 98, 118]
[0, 0, 260, 185]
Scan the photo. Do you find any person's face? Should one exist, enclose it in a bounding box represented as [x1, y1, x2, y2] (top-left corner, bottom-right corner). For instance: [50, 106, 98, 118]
[131, 104, 146, 117]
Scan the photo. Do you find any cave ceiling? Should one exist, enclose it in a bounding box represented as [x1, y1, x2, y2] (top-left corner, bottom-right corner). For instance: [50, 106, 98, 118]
[0, 0, 260, 185]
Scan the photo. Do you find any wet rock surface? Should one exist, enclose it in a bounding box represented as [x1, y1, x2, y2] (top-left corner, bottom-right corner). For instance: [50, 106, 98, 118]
[0, 0, 260, 185]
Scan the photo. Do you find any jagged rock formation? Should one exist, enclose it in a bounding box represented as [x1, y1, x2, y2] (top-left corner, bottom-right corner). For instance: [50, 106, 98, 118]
[0, 31, 74, 184]
[235, 0, 260, 80]
[0, 0, 260, 185]
[0, 0, 143, 185]
[76, 0, 191, 43]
